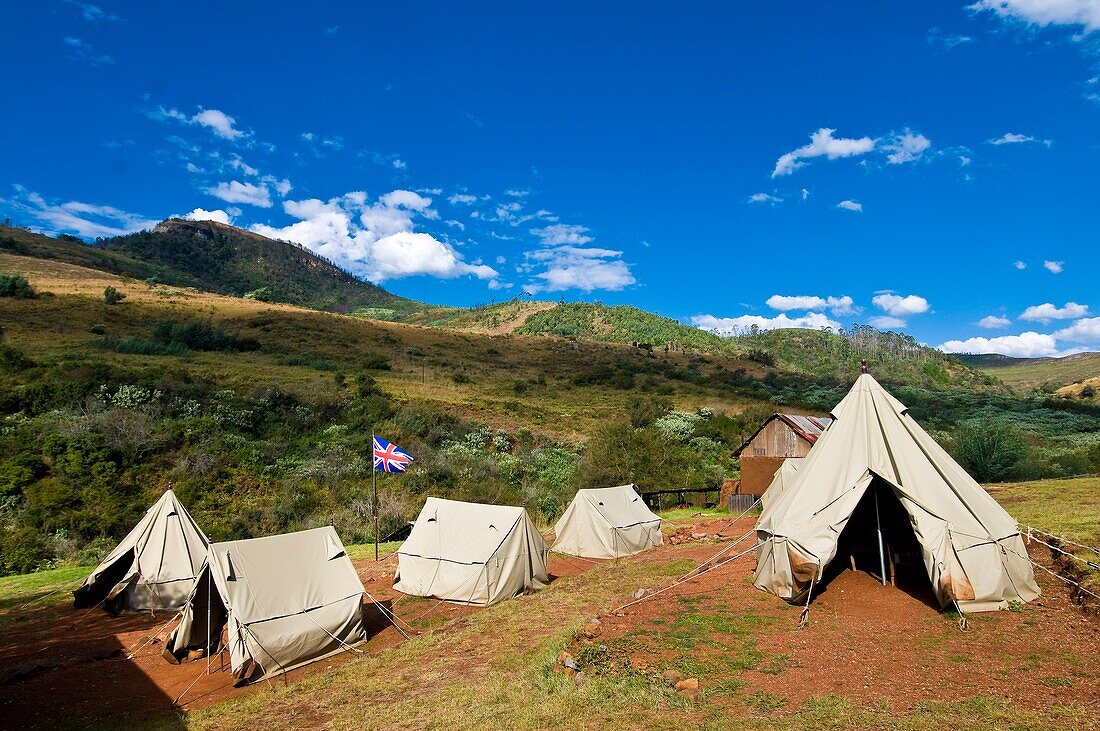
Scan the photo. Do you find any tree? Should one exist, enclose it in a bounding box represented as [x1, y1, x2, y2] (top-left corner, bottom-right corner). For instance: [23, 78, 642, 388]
[954, 420, 1029, 483]
[103, 286, 126, 304]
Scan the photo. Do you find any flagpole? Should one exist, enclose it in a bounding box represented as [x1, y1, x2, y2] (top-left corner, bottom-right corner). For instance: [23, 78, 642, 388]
[373, 432, 379, 562]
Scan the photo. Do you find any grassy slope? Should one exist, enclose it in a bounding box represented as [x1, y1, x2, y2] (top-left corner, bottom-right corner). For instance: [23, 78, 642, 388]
[959, 352, 1100, 389]
[2, 221, 427, 317]
[515, 302, 732, 352]
[0, 252, 762, 439]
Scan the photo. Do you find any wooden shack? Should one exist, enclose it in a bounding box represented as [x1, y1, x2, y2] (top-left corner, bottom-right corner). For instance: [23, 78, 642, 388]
[732, 413, 832, 497]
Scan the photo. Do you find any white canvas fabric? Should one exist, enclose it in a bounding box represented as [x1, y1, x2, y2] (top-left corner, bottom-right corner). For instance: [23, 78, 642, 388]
[759, 459, 804, 514]
[552, 484, 663, 559]
[754, 374, 1040, 613]
[74, 489, 208, 613]
[164, 526, 365, 679]
[395, 497, 549, 606]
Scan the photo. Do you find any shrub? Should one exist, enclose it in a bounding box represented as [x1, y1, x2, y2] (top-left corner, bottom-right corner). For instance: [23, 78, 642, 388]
[149, 318, 259, 353]
[954, 420, 1029, 482]
[626, 395, 671, 428]
[0, 273, 35, 298]
[1081, 384, 1096, 400]
[89, 323, 107, 335]
[360, 353, 391, 370]
[103, 286, 125, 304]
[244, 287, 272, 301]
[452, 373, 472, 384]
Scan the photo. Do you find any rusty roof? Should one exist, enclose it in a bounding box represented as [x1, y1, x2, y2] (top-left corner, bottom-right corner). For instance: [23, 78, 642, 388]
[733, 413, 834, 457]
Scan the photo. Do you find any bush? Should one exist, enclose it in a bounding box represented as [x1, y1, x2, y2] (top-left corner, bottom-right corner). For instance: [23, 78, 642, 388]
[0, 273, 35, 298]
[103, 286, 125, 304]
[244, 287, 272, 301]
[954, 420, 1030, 482]
[150, 318, 259, 353]
[626, 395, 672, 428]
[360, 353, 391, 371]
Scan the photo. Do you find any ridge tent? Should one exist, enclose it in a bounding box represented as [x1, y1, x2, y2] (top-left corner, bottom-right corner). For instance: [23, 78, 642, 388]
[163, 526, 366, 681]
[552, 484, 663, 559]
[759, 458, 804, 514]
[74, 489, 208, 614]
[394, 497, 549, 606]
[754, 373, 1040, 614]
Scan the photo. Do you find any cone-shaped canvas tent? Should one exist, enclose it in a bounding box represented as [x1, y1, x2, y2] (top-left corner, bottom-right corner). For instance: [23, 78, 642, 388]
[74, 489, 208, 614]
[552, 484, 663, 559]
[163, 526, 365, 681]
[759, 458, 804, 514]
[754, 374, 1039, 613]
[394, 497, 549, 605]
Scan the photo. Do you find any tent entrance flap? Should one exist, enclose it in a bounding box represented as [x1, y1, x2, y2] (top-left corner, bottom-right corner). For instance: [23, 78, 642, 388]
[73, 549, 135, 609]
[822, 478, 935, 602]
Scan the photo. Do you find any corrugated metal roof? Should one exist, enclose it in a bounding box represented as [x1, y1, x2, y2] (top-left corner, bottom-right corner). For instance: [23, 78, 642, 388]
[733, 412, 834, 457]
[775, 414, 833, 444]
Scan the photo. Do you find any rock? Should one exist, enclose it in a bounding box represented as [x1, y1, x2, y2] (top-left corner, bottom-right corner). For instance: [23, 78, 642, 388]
[633, 588, 646, 599]
[563, 666, 576, 677]
[573, 671, 586, 687]
[691, 532, 707, 540]
[186, 648, 206, 661]
[564, 657, 580, 671]
[675, 678, 700, 698]
[662, 668, 684, 684]
[582, 619, 602, 638]
[558, 650, 572, 665]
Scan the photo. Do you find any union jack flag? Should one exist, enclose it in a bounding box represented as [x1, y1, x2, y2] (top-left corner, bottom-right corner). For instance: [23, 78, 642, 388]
[373, 436, 413, 473]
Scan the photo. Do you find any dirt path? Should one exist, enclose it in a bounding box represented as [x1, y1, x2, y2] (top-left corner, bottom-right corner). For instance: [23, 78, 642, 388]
[0, 554, 592, 729]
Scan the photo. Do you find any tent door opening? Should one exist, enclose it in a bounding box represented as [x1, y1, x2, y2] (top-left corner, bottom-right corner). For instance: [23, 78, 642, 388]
[75, 549, 136, 611]
[822, 478, 932, 601]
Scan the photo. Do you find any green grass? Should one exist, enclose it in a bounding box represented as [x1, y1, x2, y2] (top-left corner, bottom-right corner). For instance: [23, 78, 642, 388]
[987, 477, 1100, 543]
[0, 564, 91, 629]
[658, 506, 733, 522]
[964, 352, 1100, 389]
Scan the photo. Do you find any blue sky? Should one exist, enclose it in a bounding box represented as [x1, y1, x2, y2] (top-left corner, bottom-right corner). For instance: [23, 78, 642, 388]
[2, 1, 1098, 357]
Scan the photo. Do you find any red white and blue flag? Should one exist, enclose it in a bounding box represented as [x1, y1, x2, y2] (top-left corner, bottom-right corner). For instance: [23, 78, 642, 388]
[373, 436, 413, 473]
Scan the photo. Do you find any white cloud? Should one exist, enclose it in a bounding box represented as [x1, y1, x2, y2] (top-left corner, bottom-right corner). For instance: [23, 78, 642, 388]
[960, 155, 972, 166]
[766, 294, 855, 315]
[531, 224, 594, 246]
[970, 0, 1100, 32]
[150, 105, 248, 141]
[801, 188, 810, 200]
[505, 189, 530, 197]
[1043, 259, 1064, 273]
[64, 1, 120, 22]
[1015, 260, 1027, 269]
[1019, 301, 1089, 322]
[525, 246, 635, 293]
[249, 190, 497, 284]
[63, 37, 114, 66]
[444, 219, 466, 231]
[772, 128, 876, 177]
[2, 186, 157, 238]
[873, 293, 930, 316]
[1055, 316, 1100, 342]
[192, 109, 245, 140]
[988, 132, 1052, 146]
[448, 193, 478, 205]
[748, 193, 783, 204]
[927, 27, 973, 47]
[938, 331, 1059, 357]
[183, 208, 233, 225]
[868, 315, 908, 329]
[882, 130, 932, 164]
[204, 180, 272, 208]
[393, 159, 407, 170]
[837, 199, 863, 212]
[978, 315, 1012, 328]
[692, 312, 841, 336]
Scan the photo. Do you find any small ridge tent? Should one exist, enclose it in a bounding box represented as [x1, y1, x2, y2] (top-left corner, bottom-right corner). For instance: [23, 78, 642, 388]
[754, 373, 1040, 614]
[759, 458, 804, 514]
[163, 526, 365, 681]
[394, 497, 549, 606]
[552, 484, 663, 559]
[74, 489, 208, 614]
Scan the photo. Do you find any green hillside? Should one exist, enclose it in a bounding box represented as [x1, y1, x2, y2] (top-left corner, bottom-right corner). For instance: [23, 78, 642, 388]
[2, 221, 428, 316]
[957, 351, 1100, 390]
[514, 302, 732, 352]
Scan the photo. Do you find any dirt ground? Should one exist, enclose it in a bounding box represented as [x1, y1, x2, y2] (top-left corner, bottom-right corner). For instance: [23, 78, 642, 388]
[1, 517, 1097, 729]
[0, 553, 591, 730]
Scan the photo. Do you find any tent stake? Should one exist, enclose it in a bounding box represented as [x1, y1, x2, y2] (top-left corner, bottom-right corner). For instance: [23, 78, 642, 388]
[873, 487, 886, 587]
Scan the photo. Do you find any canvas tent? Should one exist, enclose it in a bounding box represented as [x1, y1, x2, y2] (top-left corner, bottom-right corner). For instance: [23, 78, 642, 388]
[754, 373, 1040, 613]
[74, 489, 208, 614]
[163, 526, 365, 681]
[552, 484, 663, 559]
[395, 497, 549, 606]
[759, 458, 804, 513]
